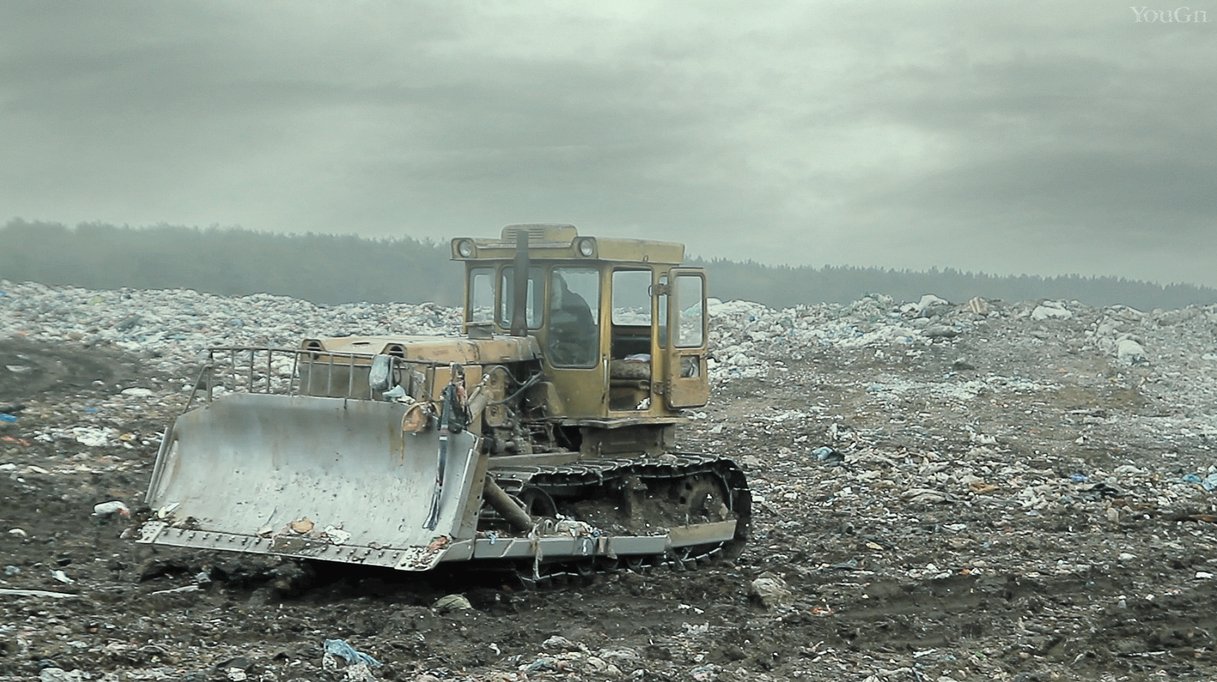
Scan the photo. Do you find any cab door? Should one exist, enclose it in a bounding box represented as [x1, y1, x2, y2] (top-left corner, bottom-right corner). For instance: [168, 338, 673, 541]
[663, 269, 709, 408]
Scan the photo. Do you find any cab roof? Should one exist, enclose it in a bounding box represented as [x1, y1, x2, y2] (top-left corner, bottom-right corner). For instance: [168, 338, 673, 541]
[451, 224, 686, 265]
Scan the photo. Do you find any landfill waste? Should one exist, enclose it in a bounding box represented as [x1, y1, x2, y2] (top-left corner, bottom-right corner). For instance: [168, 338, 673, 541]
[901, 488, 954, 505]
[523, 657, 561, 674]
[322, 638, 382, 668]
[748, 573, 794, 609]
[72, 427, 112, 447]
[811, 446, 845, 465]
[1031, 301, 1073, 320]
[1116, 337, 1147, 364]
[433, 593, 473, 612]
[39, 669, 87, 682]
[92, 500, 130, 518]
[0, 588, 77, 599]
[2, 280, 1217, 680]
[542, 635, 583, 652]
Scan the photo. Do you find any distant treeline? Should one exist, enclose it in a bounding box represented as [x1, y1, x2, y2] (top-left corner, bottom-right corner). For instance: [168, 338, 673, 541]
[694, 258, 1217, 310]
[2, 220, 1214, 310]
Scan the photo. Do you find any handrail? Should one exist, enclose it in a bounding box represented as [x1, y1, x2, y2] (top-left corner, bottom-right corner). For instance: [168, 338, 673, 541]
[179, 347, 447, 414]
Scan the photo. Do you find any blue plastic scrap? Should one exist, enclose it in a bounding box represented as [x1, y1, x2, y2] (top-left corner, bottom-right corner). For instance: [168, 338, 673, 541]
[0, 413, 17, 423]
[525, 657, 559, 673]
[1069, 473, 1088, 483]
[1182, 473, 1203, 484]
[323, 639, 382, 668]
[1204, 473, 1217, 493]
[812, 446, 845, 466]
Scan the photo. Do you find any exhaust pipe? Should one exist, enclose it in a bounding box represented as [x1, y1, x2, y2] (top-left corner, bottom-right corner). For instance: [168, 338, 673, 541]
[510, 231, 529, 337]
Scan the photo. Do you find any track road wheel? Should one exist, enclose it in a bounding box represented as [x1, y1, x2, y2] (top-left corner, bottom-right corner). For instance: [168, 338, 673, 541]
[677, 473, 733, 525]
[670, 472, 739, 565]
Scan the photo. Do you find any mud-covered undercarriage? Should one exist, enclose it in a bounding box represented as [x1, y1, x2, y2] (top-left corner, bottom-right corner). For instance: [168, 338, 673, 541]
[482, 453, 751, 583]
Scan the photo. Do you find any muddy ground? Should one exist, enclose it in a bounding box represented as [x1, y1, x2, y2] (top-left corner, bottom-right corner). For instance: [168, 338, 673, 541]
[2, 298, 1217, 681]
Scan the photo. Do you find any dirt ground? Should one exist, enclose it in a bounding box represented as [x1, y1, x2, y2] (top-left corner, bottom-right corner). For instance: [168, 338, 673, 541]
[3, 299, 1217, 681]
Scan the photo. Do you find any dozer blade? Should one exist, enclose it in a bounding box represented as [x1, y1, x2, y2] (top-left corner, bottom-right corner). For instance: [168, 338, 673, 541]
[138, 393, 482, 571]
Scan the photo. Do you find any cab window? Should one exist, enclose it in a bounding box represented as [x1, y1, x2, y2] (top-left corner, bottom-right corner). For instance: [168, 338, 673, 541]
[468, 267, 494, 323]
[548, 267, 600, 367]
[499, 267, 543, 328]
[611, 269, 652, 359]
[673, 273, 705, 348]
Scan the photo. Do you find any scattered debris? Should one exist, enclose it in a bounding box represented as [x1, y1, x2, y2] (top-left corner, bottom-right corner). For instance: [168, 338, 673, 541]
[901, 489, 954, 505]
[748, 573, 794, 609]
[433, 593, 473, 613]
[0, 588, 78, 599]
[322, 639, 382, 668]
[39, 669, 87, 682]
[1031, 301, 1073, 320]
[72, 426, 114, 447]
[542, 635, 583, 652]
[1116, 338, 1147, 364]
[811, 446, 844, 465]
[289, 517, 315, 534]
[148, 585, 202, 596]
[322, 525, 352, 545]
[92, 500, 131, 518]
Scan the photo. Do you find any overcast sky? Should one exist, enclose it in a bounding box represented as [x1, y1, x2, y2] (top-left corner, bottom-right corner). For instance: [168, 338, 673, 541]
[2, 1, 1214, 286]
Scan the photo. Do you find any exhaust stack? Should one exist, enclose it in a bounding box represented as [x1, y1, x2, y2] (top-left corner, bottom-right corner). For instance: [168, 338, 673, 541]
[510, 231, 529, 337]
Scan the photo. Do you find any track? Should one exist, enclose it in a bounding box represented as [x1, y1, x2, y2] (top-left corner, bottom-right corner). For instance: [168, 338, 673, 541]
[485, 454, 752, 586]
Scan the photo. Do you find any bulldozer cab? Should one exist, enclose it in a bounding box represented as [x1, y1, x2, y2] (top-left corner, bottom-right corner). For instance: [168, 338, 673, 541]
[451, 224, 710, 420]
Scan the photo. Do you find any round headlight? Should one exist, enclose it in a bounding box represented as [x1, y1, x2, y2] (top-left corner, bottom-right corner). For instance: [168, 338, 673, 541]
[576, 238, 595, 257]
[456, 239, 474, 258]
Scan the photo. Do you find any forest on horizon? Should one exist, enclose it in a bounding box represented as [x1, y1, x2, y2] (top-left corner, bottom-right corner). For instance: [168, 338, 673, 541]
[1, 220, 1214, 311]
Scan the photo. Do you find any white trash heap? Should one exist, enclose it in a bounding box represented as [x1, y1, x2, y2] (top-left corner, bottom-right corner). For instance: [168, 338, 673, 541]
[2, 281, 1215, 386]
[0, 281, 461, 376]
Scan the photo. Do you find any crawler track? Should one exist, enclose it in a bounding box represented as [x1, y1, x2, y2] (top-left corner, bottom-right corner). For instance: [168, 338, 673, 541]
[484, 454, 751, 585]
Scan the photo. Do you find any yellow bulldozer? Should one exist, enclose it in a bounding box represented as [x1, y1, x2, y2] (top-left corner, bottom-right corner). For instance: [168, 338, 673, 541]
[137, 224, 750, 581]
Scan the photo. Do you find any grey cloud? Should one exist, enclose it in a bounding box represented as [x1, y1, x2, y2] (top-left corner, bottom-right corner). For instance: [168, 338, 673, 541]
[1, 1, 1214, 287]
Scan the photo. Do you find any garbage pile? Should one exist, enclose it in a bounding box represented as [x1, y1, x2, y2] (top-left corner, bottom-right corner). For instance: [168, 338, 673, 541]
[3, 279, 1217, 681]
[0, 281, 462, 373]
[3, 281, 1214, 397]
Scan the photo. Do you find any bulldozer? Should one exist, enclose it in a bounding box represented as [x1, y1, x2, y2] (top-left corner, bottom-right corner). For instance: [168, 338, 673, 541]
[137, 224, 750, 581]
